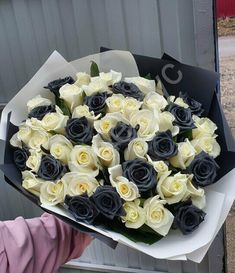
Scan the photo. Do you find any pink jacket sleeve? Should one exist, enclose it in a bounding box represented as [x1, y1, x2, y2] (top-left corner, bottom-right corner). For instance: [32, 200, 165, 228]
[0, 213, 92, 273]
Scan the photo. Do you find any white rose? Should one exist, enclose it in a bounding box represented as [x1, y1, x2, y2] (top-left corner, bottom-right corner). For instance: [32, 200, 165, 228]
[27, 95, 52, 112]
[99, 70, 122, 85]
[129, 109, 159, 141]
[143, 92, 168, 111]
[74, 72, 90, 86]
[146, 155, 169, 177]
[144, 195, 174, 236]
[192, 116, 217, 138]
[158, 111, 179, 136]
[108, 164, 122, 186]
[82, 77, 108, 96]
[22, 171, 43, 197]
[92, 135, 120, 167]
[41, 112, 68, 133]
[68, 145, 99, 176]
[115, 177, 140, 201]
[122, 97, 142, 119]
[157, 172, 188, 204]
[125, 76, 155, 94]
[72, 105, 101, 122]
[17, 124, 32, 144]
[182, 175, 206, 209]
[28, 129, 50, 150]
[191, 135, 221, 158]
[106, 94, 125, 113]
[108, 165, 140, 201]
[25, 118, 43, 130]
[94, 112, 129, 140]
[59, 84, 83, 111]
[48, 135, 73, 164]
[121, 199, 145, 229]
[10, 133, 22, 148]
[26, 150, 42, 172]
[170, 139, 196, 169]
[62, 172, 99, 197]
[124, 138, 148, 160]
[168, 96, 189, 108]
[40, 180, 66, 206]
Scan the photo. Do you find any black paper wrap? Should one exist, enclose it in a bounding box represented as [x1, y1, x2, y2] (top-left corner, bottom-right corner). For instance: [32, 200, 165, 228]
[1, 50, 235, 249]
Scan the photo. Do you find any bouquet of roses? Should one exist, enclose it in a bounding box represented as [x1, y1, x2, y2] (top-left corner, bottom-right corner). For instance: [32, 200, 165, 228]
[0, 50, 234, 262]
[9, 59, 221, 242]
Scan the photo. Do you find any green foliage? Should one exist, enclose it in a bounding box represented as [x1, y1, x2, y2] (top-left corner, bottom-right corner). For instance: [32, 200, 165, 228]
[90, 61, 100, 77]
[55, 96, 71, 116]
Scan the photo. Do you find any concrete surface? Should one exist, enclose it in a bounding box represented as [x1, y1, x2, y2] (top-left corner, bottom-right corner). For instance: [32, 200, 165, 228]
[219, 36, 235, 58]
[219, 35, 235, 273]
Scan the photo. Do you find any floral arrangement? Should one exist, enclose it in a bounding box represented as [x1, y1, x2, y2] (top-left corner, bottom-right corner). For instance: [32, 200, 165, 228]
[9, 62, 221, 243]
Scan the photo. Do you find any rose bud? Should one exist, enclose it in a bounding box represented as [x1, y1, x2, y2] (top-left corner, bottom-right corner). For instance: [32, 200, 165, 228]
[13, 147, 29, 171]
[179, 92, 204, 116]
[28, 105, 56, 120]
[37, 155, 66, 181]
[122, 159, 157, 193]
[65, 117, 93, 144]
[110, 121, 138, 150]
[91, 186, 125, 220]
[44, 76, 75, 97]
[173, 200, 206, 235]
[84, 92, 109, 115]
[65, 194, 99, 224]
[112, 81, 144, 101]
[169, 104, 195, 131]
[187, 151, 219, 187]
[148, 130, 178, 160]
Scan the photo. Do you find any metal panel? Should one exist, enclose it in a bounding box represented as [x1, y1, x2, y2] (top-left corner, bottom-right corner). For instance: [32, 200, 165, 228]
[0, 1, 223, 273]
[0, 0, 216, 104]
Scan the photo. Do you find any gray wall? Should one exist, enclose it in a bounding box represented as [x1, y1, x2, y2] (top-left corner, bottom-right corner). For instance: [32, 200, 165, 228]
[0, 0, 215, 105]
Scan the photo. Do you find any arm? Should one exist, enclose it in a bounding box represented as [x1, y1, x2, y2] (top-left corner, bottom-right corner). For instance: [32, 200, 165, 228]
[0, 213, 92, 273]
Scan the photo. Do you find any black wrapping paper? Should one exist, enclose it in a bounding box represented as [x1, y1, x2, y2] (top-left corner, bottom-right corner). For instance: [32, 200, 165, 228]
[1, 50, 235, 250]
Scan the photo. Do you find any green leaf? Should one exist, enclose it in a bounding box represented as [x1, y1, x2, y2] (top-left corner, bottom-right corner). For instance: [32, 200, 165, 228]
[110, 222, 162, 245]
[90, 61, 100, 77]
[144, 73, 152, 80]
[55, 96, 71, 116]
[180, 129, 193, 141]
[139, 198, 146, 207]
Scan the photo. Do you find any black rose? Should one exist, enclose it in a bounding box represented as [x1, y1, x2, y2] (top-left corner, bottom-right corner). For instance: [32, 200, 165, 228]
[174, 200, 206, 235]
[44, 76, 74, 97]
[28, 105, 56, 120]
[65, 117, 93, 144]
[92, 186, 125, 220]
[122, 159, 157, 193]
[110, 122, 138, 150]
[13, 147, 29, 171]
[169, 104, 195, 131]
[180, 92, 204, 116]
[148, 130, 178, 160]
[37, 155, 66, 181]
[112, 81, 144, 101]
[84, 92, 109, 115]
[187, 152, 219, 187]
[65, 195, 98, 224]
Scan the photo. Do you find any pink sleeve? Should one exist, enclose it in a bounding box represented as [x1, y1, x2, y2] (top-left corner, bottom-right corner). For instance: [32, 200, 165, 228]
[0, 213, 92, 273]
